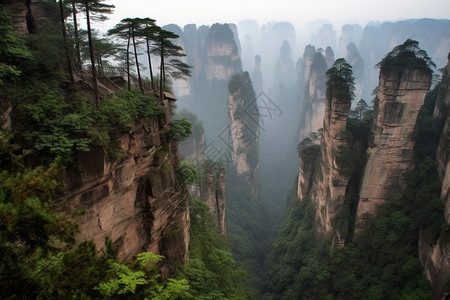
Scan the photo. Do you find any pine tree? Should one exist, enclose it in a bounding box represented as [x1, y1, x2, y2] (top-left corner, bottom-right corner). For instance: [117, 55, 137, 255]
[326, 58, 355, 101]
[80, 0, 114, 105]
[138, 18, 158, 90]
[151, 28, 191, 99]
[58, 0, 74, 82]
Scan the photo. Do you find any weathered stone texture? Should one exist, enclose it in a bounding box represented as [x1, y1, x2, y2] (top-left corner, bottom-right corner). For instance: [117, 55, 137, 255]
[311, 92, 352, 244]
[356, 68, 431, 232]
[60, 103, 189, 276]
[205, 24, 242, 81]
[200, 166, 227, 234]
[298, 50, 328, 156]
[420, 54, 450, 300]
[228, 82, 259, 201]
[297, 155, 315, 200]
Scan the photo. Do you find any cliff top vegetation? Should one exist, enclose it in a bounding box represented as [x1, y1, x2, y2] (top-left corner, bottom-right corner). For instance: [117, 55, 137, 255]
[326, 58, 355, 101]
[375, 39, 436, 75]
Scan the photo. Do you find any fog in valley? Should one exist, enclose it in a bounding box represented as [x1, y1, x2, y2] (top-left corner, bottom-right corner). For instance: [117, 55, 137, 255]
[2, 0, 450, 297]
[166, 17, 450, 293]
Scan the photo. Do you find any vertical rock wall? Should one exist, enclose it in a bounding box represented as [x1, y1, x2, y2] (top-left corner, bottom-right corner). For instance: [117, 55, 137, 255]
[302, 82, 352, 245]
[61, 101, 189, 276]
[356, 67, 431, 232]
[297, 155, 315, 200]
[178, 118, 227, 234]
[298, 49, 328, 141]
[200, 163, 227, 234]
[420, 54, 450, 299]
[228, 72, 259, 201]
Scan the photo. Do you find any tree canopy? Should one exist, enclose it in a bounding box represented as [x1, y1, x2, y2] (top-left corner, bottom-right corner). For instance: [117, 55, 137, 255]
[326, 58, 355, 101]
[375, 39, 436, 75]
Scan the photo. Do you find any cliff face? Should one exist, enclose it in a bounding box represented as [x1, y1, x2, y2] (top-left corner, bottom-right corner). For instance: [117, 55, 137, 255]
[420, 55, 450, 299]
[174, 24, 242, 159]
[178, 114, 227, 235]
[297, 154, 315, 200]
[205, 24, 242, 82]
[61, 101, 189, 276]
[0, 0, 52, 34]
[356, 67, 431, 232]
[437, 56, 450, 222]
[298, 49, 328, 141]
[274, 40, 296, 89]
[228, 72, 259, 201]
[200, 163, 227, 234]
[298, 77, 352, 246]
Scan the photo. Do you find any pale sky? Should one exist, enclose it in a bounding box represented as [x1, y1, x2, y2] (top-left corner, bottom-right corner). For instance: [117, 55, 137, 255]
[102, 0, 450, 29]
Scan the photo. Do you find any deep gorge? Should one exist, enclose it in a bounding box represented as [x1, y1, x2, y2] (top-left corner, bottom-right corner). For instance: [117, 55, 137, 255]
[1, 1, 450, 299]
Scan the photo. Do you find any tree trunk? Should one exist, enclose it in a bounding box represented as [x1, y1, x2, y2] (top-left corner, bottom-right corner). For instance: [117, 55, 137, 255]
[85, 2, 99, 106]
[59, 0, 74, 83]
[160, 37, 164, 101]
[131, 26, 143, 93]
[146, 35, 154, 90]
[72, 1, 82, 70]
[126, 30, 131, 92]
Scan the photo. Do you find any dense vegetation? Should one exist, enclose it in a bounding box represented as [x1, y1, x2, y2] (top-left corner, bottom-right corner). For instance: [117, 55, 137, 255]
[178, 199, 251, 299]
[375, 39, 436, 75]
[0, 4, 250, 299]
[264, 72, 446, 300]
[0, 134, 192, 299]
[0, 134, 246, 298]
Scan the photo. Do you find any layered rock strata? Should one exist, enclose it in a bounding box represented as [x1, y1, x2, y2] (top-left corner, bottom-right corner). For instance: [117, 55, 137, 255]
[298, 75, 352, 247]
[200, 163, 227, 234]
[356, 67, 431, 232]
[228, 72, 259, 201]
[61, 100, 189, 276]
[420, 54, 450, 299]
[178, 115, 227, 234]
[298, 49, 328, 141]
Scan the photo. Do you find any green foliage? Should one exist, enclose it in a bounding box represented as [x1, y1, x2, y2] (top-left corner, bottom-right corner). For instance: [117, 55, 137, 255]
[347, 108, 372, 142]
[375, 39, 435, 75]
[265, 168, 439, 299]
[95, 252, 189, 299]
[178, 199, 251, 299]
[228, 71, 256, 104]
[0, 10, 33, 85]
[0, 134, 78, 298]
[350, 99, 370, 120]
[326, 58, 355, 101]
[12, 81, 163, 163]
[198, 159, 225, 185]
[226, 169, 277, 296]
[174, 109, 204, 137]
[176, 161, 199, 186]
[297, 137, 321, 159]
[99, 89, 164, 131]
[18, 89, 93, 162]
[95, 262, 149, 296]
[167, 118, 193, 142]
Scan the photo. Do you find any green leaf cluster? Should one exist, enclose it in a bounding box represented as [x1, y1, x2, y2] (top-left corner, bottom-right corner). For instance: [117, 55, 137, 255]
[178, 199, 251, 299]
[0, 139, 191, 298]
[18, 89, 93, 162]
[0, 10, 33, 85]
[176, 160, 199, 186]
[95, 252, 191, 299]
[167, 118, 192, 142]
[98, 90, 164, 131]
[326, 58, 355, 101]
